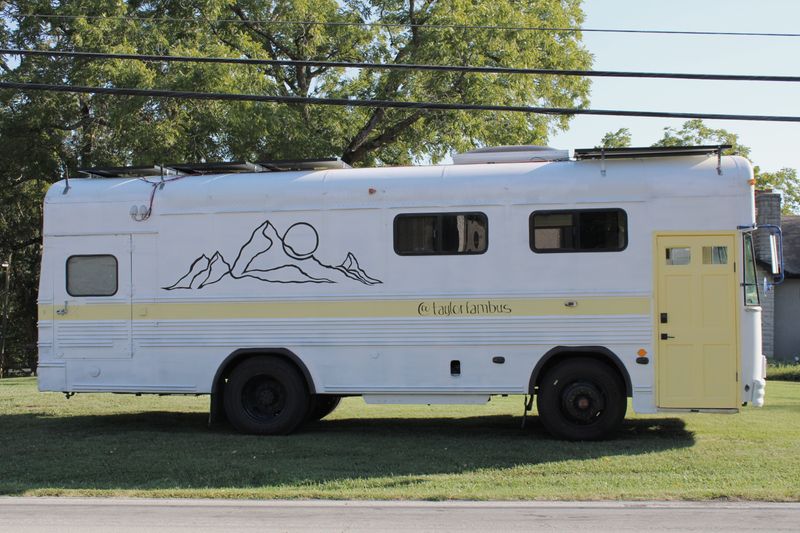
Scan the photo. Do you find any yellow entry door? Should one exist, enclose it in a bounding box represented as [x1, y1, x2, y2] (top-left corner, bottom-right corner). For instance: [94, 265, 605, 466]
[656, 234, 738, 408]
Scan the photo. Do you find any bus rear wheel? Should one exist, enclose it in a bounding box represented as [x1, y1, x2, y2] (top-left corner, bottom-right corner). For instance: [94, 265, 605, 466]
[536, 357, 626, 441]
[224, 356, 309, 435]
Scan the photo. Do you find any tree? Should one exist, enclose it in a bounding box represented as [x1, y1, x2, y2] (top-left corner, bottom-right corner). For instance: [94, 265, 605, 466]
[755, 167, 799, 213]
[598, 127, 631, 148]
[598, 119, 800, 214]
[652, 119, 751, 157]
[0, 0, 593, 373]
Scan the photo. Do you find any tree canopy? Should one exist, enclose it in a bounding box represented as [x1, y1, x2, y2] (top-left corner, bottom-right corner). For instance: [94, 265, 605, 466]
[598, 127, 631, 149]
[0, 0, 593, 374]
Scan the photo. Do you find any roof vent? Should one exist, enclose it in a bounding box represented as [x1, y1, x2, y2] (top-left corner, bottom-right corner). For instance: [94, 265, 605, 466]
[453, 145, 569, 165]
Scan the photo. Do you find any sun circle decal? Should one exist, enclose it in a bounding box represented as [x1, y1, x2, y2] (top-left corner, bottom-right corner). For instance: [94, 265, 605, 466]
[282, 222, 319, 259]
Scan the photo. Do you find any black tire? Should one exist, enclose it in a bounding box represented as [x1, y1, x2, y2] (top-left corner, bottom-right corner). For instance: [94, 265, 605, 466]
[536, 357, 627, 441]
[306, 395, 342, 421]
[223, 356, 309, 435]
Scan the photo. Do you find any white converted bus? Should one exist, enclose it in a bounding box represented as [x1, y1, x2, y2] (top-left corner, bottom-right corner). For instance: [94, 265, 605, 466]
[37, 145, 780, 440]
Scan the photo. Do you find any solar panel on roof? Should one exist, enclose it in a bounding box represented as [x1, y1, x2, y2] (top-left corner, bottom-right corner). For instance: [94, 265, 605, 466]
[77, 158, 351, 178]
[78, 165, 179, 178]
[574, 145, 733, 160]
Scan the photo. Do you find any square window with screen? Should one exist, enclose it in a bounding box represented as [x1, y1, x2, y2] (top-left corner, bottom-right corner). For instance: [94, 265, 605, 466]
[666, 247, 691, 265]
[530, 209, 627, 253]
[394, 213, 488, 255]
[67, 255, 118, 296]
[702, 246, 728, 264]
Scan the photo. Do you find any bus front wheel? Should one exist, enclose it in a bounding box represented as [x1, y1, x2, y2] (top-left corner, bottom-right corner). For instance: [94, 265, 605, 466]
[536, 357, 626, 441]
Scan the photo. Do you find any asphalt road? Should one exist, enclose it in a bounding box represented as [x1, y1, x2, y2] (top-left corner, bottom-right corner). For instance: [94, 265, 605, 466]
[1, 498, 798, 532]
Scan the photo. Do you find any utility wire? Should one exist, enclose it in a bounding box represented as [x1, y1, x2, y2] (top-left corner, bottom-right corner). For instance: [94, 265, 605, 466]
[13, 13, 800, 38]
[3, 48, 799, 83]
[1, 80, 799, 122]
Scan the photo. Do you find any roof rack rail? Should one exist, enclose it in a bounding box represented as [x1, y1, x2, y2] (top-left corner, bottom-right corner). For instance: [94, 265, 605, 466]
[574, 144, 733, 160]
[78, 158, 351, 178]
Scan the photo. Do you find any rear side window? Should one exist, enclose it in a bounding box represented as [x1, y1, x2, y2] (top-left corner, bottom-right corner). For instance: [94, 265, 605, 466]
[530, 209, 627, 253]
[394, 213, 488, 255]
[66, 255, 118, 296]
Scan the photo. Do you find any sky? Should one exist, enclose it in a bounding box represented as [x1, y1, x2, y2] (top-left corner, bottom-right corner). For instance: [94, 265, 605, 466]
[3, 3, 797, 172]
[548, 0, 800, 173]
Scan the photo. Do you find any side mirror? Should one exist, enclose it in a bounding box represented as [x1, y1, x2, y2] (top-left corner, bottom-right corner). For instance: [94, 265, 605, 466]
[759, 224, 784, 287]
[769, 233, 782, 276]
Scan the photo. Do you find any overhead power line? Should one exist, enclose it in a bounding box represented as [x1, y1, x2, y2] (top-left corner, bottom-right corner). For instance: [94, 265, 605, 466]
[1, 81, 799, 123]
[3, 49, 799, 83]
[13, 13, 800, 38]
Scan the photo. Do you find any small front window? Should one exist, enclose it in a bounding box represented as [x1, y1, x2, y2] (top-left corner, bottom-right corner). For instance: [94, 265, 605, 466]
[66, 255, 118, 296]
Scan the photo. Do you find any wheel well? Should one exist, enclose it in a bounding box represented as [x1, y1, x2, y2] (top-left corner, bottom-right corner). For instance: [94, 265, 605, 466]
[528, 346, 632, 397]
[209, 348, 316, 426]
[214, 348, 316, 395]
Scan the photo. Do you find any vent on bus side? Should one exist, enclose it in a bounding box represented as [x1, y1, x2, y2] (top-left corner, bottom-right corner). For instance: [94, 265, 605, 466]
[452, 145, 569, 165]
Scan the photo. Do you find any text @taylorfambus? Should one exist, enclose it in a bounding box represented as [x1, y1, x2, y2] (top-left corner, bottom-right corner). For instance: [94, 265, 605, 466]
[417, 300, 512, 317]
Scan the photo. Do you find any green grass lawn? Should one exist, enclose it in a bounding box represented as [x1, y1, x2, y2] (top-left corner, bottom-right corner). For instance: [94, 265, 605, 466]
[1, 376, 799, 500]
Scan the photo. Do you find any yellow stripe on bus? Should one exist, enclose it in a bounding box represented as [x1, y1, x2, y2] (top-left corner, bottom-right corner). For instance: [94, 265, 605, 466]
[40, 296, 651, 321]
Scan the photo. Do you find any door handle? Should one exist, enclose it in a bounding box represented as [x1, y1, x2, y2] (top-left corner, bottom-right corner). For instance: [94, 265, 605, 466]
[660, 333, 675, 340]
[56, 301, 69, 316]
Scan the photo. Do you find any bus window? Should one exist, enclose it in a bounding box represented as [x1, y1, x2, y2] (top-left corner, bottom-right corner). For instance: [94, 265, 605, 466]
[743, 233, 760, 306]
[66, 255, 118, 296]
[394, 213, 488, 255]
[530, 209, 627, 253]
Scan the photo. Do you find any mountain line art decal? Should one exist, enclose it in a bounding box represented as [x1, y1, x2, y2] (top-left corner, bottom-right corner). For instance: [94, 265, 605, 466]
[163, 220, 382, 290]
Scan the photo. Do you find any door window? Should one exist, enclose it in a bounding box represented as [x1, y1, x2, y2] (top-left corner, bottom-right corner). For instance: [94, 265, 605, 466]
[665, 247, 691, 265]
[703, 246, 728, 265]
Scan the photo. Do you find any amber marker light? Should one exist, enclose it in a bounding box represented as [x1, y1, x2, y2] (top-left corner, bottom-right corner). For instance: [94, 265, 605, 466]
[748, 179, 756, 186]
[637, 349, 648, 357]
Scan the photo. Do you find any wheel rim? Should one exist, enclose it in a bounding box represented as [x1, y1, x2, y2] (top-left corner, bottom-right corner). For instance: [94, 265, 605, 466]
[241, 375, 287, 421]
[560, 381, 606, 424]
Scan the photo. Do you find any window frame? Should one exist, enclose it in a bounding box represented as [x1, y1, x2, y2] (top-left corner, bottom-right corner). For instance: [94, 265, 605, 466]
[393, 211, 489, 256]
[529, 208, 629, 254]
[742, 232, 760, 306]
[66, 254, 119, 297]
